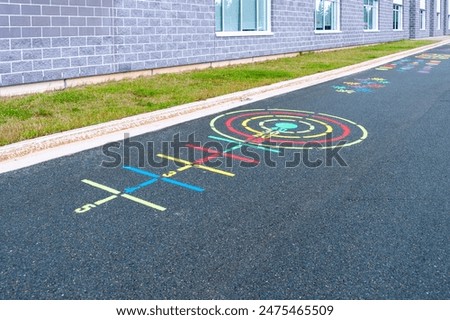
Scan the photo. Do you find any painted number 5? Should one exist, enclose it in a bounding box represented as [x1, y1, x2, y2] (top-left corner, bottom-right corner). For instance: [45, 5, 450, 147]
[75, 204, 96, 213]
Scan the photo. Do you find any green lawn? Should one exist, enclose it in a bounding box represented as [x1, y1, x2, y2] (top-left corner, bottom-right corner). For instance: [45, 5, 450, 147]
[0, 40, 434, 146]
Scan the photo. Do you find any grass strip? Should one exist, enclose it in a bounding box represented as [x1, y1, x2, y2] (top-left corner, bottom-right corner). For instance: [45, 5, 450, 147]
[0, 40, 434, 146]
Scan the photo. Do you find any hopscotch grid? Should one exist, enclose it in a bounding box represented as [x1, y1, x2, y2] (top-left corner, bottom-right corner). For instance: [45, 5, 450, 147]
[75, 109, 368, 213]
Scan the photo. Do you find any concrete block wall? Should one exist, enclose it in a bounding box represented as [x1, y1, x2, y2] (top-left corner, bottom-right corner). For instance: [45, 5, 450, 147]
[0, 0, 417, 88]
[410, 0, 445, 38]
[433, 0, 445, 35]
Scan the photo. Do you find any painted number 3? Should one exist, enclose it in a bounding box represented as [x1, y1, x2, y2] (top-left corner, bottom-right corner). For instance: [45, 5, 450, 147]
[162, 171, 177, 178]
[75, 204, 96, 213]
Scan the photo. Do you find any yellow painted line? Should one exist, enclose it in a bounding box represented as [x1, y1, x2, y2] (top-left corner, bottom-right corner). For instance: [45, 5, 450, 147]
[82, 179, 121, 195]
[157, 154, 191, 165]
[157, 154, 235, 177]
[196, 165, 235, 177]
[260, 119, 315, 135]
[177, 165, 192, 172]
[94, 195, 118, 206]
[270, 108, 315, 114]
[121, 194, 166, 211]
[303, 124, 333, 138]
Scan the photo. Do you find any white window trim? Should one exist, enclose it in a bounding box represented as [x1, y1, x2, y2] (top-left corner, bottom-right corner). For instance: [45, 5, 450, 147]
[437, 0, 441, 30]
[420, 9, 426, 30]
[393, 3, 403, 31]
[364, 0, 379, 31]
[314, 0, 341, 32]
[215, 0, 272, 36]
[215, 31, 274, 37]
[314, 30, 343, 34]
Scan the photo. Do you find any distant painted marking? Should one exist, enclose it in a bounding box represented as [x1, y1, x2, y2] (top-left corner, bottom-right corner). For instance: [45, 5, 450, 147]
[121, 194, 166, 211]
[157, 154, 235, 177]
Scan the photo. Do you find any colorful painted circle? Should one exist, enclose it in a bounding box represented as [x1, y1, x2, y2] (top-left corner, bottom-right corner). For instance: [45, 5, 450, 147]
[210, 108, 368, 149]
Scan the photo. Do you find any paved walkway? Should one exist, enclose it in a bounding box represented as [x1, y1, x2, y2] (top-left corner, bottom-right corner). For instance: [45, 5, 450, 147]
[1, 42, 450, 299]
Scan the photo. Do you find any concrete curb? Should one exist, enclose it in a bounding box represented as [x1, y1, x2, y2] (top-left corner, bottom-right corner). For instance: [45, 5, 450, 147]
[1, 37, 450, 173]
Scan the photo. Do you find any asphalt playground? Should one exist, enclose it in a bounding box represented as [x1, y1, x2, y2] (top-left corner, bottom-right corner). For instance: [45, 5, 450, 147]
[1, 44, 450, 300]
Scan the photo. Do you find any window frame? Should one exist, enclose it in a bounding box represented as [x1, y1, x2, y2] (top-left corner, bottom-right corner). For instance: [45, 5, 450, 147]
[436, 0, 441, 30]
[364, 0, 379, 31]
[393, 2, 403, 31]
[215, 0, 273, 37]
[448, 0, 450, 29]
[419, 0, 426, 30]
[420, 10, 426, 30]
[314, 0, 341, 33]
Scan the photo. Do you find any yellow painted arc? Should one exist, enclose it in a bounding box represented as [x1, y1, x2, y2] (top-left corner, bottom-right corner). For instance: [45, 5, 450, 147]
[243, 115, 332, 139]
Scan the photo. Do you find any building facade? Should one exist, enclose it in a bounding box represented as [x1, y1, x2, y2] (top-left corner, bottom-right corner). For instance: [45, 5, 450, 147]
[0, 0, 448, 88]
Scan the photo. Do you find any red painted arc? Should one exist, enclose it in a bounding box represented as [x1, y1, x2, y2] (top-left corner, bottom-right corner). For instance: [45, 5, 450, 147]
[223, 111, 351, 145]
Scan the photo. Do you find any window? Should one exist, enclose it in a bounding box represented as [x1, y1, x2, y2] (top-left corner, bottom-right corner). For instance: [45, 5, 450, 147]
[215, 0, 270, 34]
[393, 0, 403, 30]
[420, 0, 426, 30]
[364, 0, 379, 30]
[448, 0, 450, 29]
[315, 0, 340, 31]
[420, 10, 426, 29]
[436, 0, 441, 30]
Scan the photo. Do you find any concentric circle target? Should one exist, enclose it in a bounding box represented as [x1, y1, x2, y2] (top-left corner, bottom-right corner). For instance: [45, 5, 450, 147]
[210, 108, 368, 149]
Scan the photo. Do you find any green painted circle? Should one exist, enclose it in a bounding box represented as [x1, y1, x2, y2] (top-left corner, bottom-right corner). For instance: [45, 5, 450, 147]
[274, 122, 298, 130]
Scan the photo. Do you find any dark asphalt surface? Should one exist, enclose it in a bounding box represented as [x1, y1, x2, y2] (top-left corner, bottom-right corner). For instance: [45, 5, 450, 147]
[1, 45, 450, 300]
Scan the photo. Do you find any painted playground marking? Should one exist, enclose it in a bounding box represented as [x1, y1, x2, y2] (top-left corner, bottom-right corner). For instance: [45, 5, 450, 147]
[210, 108, 368, 149]
[75, 108, 368, 213]
[332, 78, 390, 94]
[375, 53, 450, 74]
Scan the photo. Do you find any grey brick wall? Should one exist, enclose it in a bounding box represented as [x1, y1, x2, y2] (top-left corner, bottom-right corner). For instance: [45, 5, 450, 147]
[0, 0, 430, 87]
[410, 0, 444, 38]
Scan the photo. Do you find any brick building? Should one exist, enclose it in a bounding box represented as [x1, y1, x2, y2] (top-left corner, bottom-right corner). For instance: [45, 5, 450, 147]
[0, 0, 448, 89]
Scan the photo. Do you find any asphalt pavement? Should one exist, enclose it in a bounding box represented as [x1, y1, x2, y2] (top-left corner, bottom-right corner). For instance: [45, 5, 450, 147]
[1, 45, 450, 300]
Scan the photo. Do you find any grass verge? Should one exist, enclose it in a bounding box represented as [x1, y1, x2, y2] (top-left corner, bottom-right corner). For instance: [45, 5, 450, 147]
[0, 39, 435, 146]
